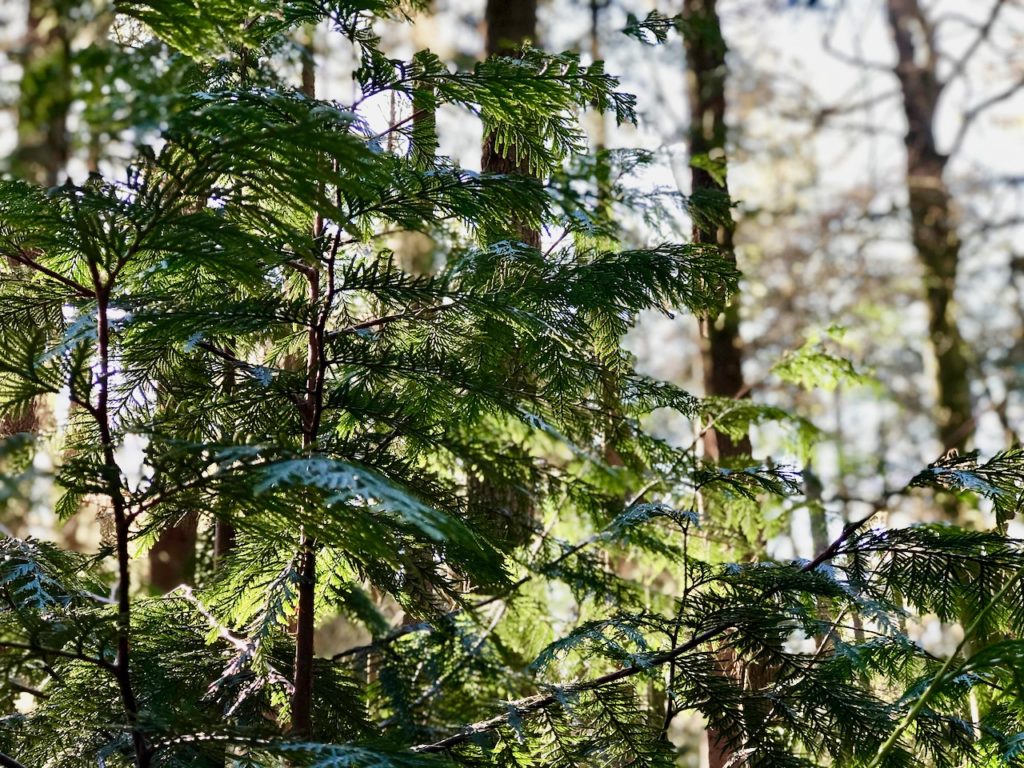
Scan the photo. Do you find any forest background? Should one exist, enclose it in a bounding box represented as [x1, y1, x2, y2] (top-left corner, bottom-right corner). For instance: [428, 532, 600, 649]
[1, 0, 1024, 766]
[5, 0, 1024, 544]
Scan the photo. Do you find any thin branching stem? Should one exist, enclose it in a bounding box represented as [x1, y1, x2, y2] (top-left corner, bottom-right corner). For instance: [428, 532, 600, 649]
[0, 640, 114, 671]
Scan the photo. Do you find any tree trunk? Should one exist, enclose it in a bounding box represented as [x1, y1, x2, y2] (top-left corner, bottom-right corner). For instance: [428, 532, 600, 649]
[290, 31, 320, 738]
[684, 0, 751, 463]
[481, 0, 537, 182]
[886, 6, 980, 742]
[214, 349, 239, 568]
[484, 0, 538, 57]
[1, 0, 70, 532]
[13, 0, 71, 187]
[682, 2, 754, 764]
[466, 0, 540, 550]
[148, 377, 199, 593]
[481, 0, 539, 249]
[3, 0, 70, 436]
[147, 379, 200, 592]
[885, 0, 972, 454]
[213, 519, 237, 567]
[148, 513, 198, 592]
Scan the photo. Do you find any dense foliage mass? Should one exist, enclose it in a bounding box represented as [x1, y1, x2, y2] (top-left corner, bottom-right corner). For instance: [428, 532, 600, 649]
[1, 2, 1024, 767]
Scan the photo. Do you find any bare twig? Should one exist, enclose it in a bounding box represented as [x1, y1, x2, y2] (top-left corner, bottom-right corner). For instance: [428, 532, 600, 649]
[821, 3, 892, 73]
[948, 72, 1024, 158]
[0, 640, 114, 672]
[943, 0, 1008, 85]
[326, 303, 455, 340]
[175, 586, 294, 694]
[411, 622, 732, 753]
[6, 677, 49, 699]
[369, 108, 428, 143]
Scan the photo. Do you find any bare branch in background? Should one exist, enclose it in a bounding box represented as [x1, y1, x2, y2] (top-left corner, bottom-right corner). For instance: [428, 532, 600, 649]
[947, 72, 1024, 158]
[942, 0, 1008, 85]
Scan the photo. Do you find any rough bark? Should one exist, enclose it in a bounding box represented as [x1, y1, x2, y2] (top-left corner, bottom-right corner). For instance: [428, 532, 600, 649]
[684, 0, 751, 464]
[484, 0, 538, 57]
[682, 2, 755, 764]
[885, 0, 973, 453]
[480, 0, 540, 249]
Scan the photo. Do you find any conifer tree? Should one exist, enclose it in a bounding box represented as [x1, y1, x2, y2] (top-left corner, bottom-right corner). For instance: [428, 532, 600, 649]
[2, 4, 1024, 768]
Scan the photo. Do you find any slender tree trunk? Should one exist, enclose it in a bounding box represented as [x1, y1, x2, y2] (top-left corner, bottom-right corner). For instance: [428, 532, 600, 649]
[394, 0, 439, 276]
[588, 0, 613, 226]
[290, 305, 320, 739]
[465, 0, 540, 549]
[588, 0, 621, 468]
[290, 32, 321, 737]
[214, 349, 239, 566]
[682, 3, 755, 765]
[885, 0, 972, 454]
[291, 531, 317, 736]
[684, 0, 751, 463]
[95, 281, 149, 768]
